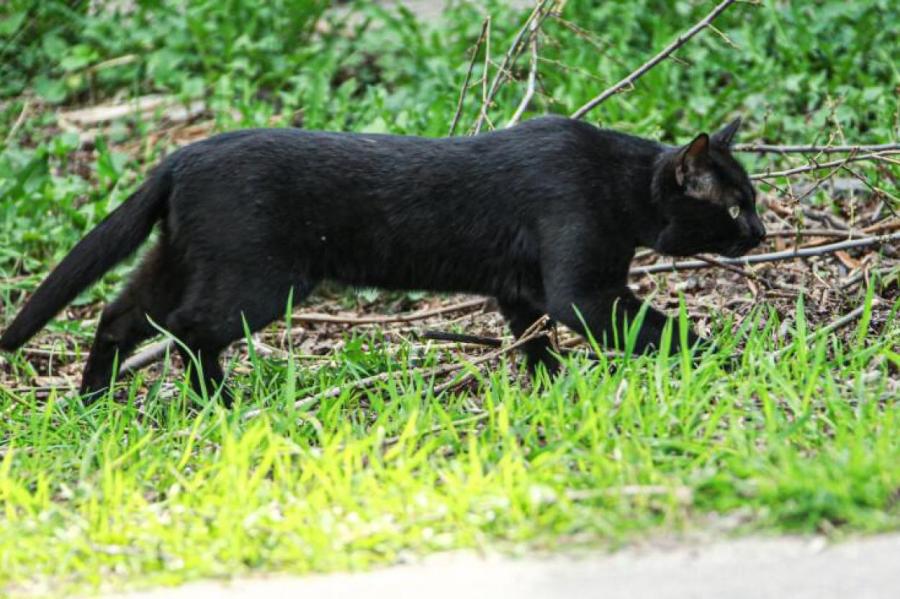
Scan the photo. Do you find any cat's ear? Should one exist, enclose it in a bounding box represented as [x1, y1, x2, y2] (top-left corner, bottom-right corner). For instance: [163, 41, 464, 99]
[675, 133, 710, 187]
[711, 117, 741, 147]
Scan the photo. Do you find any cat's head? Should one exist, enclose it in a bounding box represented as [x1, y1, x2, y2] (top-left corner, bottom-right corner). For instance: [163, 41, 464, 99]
[653, 118, 766, 258]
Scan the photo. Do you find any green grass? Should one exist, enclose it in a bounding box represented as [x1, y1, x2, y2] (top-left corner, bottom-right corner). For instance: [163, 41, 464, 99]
[1, 300, 898, 594]
[1, 0, 899, 595]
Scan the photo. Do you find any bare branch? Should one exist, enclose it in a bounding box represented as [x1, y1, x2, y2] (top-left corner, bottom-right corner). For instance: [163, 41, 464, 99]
[764, 226, 898, 238]
[571, 0, 739, 119]
[422, 329, 611, 363]
[630, 231, 900, 276]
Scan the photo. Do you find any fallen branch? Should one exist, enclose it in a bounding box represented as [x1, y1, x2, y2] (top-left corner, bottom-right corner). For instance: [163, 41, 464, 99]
[771, 302, 876, 360]
[735, 142, 900, 154]
[422, 330, 503, 348]
[422, 330, 607, 362]
[58, 94, 205, 127]
[120, 340, 172, 374]
[19, 345, 79, 358]
[860, 219, 900, 235]
[693, 255, 799, 293]
[630, 231, 900, 276]
[819, 304, 869, 336]
[292, 297, 487, 325]
[571, 0, 738, 119]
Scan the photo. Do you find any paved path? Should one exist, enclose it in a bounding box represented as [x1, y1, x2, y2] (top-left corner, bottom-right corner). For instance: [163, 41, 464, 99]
[110, 533, 900, 599]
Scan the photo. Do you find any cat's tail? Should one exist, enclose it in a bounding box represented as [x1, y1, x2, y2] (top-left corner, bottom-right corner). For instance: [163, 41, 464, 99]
[0, 166, 171, 352]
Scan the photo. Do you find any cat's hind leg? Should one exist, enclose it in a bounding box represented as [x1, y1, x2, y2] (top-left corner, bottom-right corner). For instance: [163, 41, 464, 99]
[164, 272, 316, 407]
[80, 245, 180, 399]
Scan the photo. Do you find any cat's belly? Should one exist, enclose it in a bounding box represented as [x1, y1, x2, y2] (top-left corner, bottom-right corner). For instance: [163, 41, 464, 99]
[326, 250, 545, 306]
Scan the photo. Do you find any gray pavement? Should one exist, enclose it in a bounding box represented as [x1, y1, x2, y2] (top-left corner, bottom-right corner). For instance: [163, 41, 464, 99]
[108, 533, 900, 599]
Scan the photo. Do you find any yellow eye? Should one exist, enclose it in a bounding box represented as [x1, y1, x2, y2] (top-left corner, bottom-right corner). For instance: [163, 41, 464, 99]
[729, 205, 740, 220]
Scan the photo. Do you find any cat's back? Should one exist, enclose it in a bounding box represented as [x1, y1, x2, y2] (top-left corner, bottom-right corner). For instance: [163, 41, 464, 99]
[167, 117, 596, 168]
[167, 126, 442, 170]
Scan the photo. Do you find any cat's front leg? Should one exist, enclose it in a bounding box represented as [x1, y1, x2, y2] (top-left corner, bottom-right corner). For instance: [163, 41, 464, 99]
[538, 221, 709, 360]
[540, 236, 702, 355]
[497, 299, 559, 375]
[546, 285, 701, 354]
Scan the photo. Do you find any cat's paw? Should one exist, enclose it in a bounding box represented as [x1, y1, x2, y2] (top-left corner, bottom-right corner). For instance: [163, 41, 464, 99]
[699, 342, 741, 372]
[687, 339, 740, 371]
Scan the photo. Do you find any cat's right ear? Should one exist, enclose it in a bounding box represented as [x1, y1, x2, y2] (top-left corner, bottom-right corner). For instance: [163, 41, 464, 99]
[675, 133, 710, 187]
[711, 117, 741, 147]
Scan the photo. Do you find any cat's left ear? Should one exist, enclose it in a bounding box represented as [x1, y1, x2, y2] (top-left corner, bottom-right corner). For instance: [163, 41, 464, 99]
[711, 117, 741, 147]
[675, 133, 710, 187]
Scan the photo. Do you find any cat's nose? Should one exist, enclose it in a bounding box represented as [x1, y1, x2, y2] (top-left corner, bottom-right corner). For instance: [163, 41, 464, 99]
[755, 225, 766, 242]
[750, 218, 766, 242]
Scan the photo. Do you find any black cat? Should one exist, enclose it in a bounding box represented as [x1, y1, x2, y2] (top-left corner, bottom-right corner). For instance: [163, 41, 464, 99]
[1, 116, 765, 405]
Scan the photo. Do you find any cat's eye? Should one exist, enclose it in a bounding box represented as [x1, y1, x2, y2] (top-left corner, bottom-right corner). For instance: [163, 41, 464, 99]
[728, 205, 740, 220]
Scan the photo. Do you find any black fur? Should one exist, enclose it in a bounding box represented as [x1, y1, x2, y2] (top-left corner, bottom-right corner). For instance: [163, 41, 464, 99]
[0, 116, 765, 404]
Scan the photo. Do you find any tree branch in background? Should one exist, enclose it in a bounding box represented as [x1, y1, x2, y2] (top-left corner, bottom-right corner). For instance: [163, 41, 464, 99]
[735, 142, 900, 154]
[750, 151, 900, 180]
[449, 16, 490, 136]
[506, 17, 540, 127]
[570, 0, 739, 119]
[472, 0, 556, 134]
